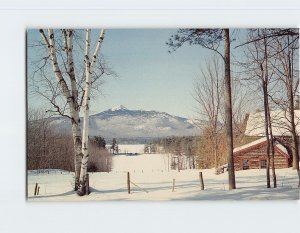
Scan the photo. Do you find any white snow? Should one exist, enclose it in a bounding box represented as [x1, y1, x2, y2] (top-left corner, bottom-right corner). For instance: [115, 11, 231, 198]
[116, 144, 145, 154]
[274, 141, 289, 155]
[110, 105, 127, 111]
[186, 119, 196, 125]
[27, 151, 299, 201]
[233, 136, 289, 156]
[245, 110, 300, 136]
[233, 137, 268, 153]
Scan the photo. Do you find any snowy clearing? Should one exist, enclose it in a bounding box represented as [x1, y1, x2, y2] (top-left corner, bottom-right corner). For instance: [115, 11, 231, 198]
[27, 153, 299, 201]
[115, 144, 145, 154]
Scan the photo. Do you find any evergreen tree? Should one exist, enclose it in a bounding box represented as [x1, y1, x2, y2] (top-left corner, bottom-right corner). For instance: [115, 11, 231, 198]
[91, 136, 106, 149]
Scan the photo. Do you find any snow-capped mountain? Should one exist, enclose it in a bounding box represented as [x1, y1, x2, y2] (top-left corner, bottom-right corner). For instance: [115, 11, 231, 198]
[51, 105, 199, 138]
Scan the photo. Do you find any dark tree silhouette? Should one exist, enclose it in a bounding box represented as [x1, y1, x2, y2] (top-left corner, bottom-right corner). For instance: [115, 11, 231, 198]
[91, 136, 106, 149]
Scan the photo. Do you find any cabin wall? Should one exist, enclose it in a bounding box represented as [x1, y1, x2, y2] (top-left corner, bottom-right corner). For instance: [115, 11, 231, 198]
[245, 136, 294, 166]
[234, 144, 289, 171]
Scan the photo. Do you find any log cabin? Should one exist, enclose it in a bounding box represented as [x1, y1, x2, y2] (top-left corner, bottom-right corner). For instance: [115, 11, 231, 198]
[233, 137, 289, 170]
[233, 109, 299, 170]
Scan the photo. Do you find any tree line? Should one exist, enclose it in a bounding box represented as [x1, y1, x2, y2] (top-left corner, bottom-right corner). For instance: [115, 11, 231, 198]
[27, 109, 112, 173]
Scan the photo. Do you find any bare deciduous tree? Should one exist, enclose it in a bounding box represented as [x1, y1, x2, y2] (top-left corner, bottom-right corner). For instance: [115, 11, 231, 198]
[193, 56, 223, 173]
[268, 32, 300, 187]
[167, 29, 236, 189]
[34, 29, 111, 193]
[238, 29, 296, 188]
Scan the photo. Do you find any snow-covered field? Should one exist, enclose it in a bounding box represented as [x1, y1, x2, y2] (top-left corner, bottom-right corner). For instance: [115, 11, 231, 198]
[115, 144, 145, 154]
[27, 152, 300, 201]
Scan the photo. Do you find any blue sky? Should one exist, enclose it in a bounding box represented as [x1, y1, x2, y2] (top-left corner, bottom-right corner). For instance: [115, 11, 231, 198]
[27, 29, 245, 118]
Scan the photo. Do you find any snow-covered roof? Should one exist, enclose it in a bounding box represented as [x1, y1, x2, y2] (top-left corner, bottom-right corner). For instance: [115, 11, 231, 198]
[274, 141, 289, 156]
[233, 137, 267, 153]
[245, 110, 300, 137]
[233, 136, 289, 157]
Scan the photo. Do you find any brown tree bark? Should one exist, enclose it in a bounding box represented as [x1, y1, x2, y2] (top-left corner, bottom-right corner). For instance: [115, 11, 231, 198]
[275, 35, 300, 188]
[224, 29, 236, 190]
[263, 36, 277, 188]
[262, 78, 271, 188]
[267, 104, 277, 188]
[286, 54, 300, 187]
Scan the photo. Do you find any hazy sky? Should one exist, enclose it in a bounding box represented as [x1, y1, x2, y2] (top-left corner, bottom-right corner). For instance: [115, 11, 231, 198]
[27, 29, 246, 118]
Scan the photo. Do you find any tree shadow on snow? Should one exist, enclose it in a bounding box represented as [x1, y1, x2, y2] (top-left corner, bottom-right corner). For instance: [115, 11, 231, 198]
[89, 187, 127, 194]
[28, 190, 76, 200]
[174, 186, 299, 201]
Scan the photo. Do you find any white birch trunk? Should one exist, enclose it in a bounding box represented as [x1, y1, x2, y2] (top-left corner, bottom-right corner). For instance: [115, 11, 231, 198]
[66, 30, 82, 189]
[39, 29, 82, 190]
[77, 29, 105, 195]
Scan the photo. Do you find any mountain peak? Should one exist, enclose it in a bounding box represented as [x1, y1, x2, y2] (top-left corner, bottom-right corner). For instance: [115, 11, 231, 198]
[110, 105, 128, 111]
[51, 106, 200, 138]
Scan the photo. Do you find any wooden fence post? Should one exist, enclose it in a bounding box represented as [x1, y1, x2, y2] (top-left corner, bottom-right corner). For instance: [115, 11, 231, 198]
[172, 179, 175, 192]
[127, 172, 131, 194]
[85, 174, 90, 195]
[199, 172, 204, 190]
[34, 183, 38, 196]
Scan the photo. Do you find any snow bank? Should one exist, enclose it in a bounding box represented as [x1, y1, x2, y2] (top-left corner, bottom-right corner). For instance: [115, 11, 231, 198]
[27, 154, 300, 201]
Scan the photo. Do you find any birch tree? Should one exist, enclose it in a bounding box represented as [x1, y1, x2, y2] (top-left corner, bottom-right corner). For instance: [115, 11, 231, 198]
[167, 29, 236, 189]
[39, 29, 83, 190]
[36, 29, 111, 191]
[77, 29, 105, 196]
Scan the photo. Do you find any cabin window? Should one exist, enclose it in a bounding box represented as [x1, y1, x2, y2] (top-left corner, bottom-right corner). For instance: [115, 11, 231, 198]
[260, 160, 267, 169]
[242, 160, 250, 170]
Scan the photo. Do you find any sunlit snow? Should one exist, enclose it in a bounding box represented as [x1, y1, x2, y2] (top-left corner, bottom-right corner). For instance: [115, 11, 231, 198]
[27, 145, 300, 201]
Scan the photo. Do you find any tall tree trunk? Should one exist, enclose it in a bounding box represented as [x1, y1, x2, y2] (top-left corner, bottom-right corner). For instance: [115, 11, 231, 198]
[39, 29, 83, 190]
[263, 36, 276, 188]
[71, 118, 82, 190]
[224, 29, 236, 190]
[78, 29, 92, 195]
[290, 113, 299, 167]
[286, 52, 300, 187]
[77, 29, 105, 196]
[267, 105, 277, 188]
[63, 29, 82, 190]
[262, 80, 271, 188]
[290, 120, 300, 188]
